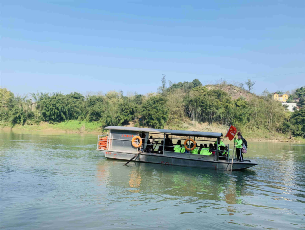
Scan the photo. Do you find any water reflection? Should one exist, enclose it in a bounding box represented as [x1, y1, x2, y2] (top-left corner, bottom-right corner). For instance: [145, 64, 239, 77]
[96, 160, 256, 207]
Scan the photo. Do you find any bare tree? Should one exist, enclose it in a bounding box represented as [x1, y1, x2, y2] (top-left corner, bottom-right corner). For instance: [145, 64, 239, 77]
[245, 79, 255, 92]
[158, 74, 167, 95]
[239, 83, 244, 89]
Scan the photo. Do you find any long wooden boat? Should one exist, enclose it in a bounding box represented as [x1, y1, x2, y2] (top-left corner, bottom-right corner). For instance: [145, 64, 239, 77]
[97, 126, 257, 171]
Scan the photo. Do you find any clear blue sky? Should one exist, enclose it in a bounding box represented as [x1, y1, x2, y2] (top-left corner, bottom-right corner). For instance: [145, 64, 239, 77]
[1, 0, 305, 96]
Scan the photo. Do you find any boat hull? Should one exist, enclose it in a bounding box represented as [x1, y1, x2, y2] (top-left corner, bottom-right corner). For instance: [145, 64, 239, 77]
[102, 151, 257, 171]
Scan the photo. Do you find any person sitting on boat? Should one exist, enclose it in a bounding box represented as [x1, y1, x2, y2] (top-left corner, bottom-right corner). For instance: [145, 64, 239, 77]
[215, 138, 225, 149]
[174, 140, 182, 153]
[212, 143, 218, 154]
[158, 141, 164, 154]
[165, 134, 174, 151]
[234, 134, 243, 161]
[146, 140, 153, 153]
[190, 143, 199, 154]
[215, 138, 227, 156]
[200, 144, 212, 155]
[185, 142, 192, 153]
[198, 144, 204, 153]
[208, 143, 214, 152]
[149, 136, 154, 144]
[180, 143, 186, 153]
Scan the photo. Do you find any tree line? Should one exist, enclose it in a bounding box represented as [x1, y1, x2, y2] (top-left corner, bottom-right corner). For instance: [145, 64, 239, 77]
[0, 79, 304, 138]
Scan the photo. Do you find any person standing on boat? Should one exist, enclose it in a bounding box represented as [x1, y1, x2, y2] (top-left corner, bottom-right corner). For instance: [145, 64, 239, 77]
[234, 135, 243, 161]
[237, 132, 248, 149]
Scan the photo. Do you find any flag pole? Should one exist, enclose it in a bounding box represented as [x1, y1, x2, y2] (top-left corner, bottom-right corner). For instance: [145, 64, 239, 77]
[233, 137, 236, 160]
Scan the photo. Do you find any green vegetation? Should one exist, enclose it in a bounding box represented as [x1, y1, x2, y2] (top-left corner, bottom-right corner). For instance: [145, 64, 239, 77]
[1, 80, 305, 139]
[282, 109, 305, 138]
[287, 86, 305, 109]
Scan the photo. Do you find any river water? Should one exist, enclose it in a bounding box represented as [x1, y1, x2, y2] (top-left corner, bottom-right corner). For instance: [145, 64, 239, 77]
[1, 132, 304, 230]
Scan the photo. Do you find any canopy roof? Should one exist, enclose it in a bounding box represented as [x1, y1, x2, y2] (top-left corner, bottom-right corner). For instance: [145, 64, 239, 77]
[105, 126, 223, 138]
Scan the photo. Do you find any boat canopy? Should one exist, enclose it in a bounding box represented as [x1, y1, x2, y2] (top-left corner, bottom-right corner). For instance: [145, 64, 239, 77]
[105, 126, 223, 138]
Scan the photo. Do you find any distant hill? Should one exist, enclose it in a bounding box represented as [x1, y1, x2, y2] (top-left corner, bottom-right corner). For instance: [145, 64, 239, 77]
[205, 84, 257, 101]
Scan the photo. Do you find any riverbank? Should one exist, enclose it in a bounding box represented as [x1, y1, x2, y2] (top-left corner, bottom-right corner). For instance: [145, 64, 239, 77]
[0, 121, 104, 135]
[1, 120, 304, 143]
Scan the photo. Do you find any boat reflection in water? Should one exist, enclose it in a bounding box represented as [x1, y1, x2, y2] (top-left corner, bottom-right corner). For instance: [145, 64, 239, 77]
[96, 159, 256, 214]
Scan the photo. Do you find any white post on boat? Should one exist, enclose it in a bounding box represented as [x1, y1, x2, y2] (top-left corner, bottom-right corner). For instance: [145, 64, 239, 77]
[189, 136, 191, 153]
[163, 133, 165, 154]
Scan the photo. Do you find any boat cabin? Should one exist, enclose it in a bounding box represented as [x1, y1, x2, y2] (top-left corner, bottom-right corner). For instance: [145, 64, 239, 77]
[98, 126, 228, 161]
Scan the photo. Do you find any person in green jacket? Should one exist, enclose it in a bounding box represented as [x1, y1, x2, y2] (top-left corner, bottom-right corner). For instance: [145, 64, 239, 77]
[234, 135, 243, 161]
[190, 143, 199, 154]
[180, 146, 186, 153]
[174, 140, 182, 153]
[215, 139, 226, 148]
[215, 139, 226, 156]
[199, 144, 212, 156]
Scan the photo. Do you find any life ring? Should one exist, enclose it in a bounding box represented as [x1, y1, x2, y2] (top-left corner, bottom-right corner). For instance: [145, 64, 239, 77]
[132, 136, 142, 148]
[184, 139, 196, 151]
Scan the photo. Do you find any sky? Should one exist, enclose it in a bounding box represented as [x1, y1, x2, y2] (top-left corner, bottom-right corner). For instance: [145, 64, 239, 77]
[1, 0, 305, 96]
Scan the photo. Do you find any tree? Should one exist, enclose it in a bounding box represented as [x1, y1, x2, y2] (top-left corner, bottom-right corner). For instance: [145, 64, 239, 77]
[8, 96, 34, 126]
[158, 74, 167, 95]
[185, 87, 233, 125]
[117, 97, 135, 125]
[37, 92, 84, 123]
[245, 79, 255, 92]
[289, 109, 305, 138]
[262, 89, 272, 99]
[294, 86, 305, 109]
[0, 88, 14, 108]
[0, 88, 14, 123]
[101, 91, 123, 126]
[239, 83, 244, 89]
[295, 87, 305, 98]
[83, 95, 106, 122]
[192, 79, 202, 88]
[297, 97, 305, 109]
[166, 89, 186, 128]
[140, 95, 168, 128]
[286, 86, 305, 103]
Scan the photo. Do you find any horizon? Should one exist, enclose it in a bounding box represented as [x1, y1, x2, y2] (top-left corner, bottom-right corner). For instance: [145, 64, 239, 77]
[1, 0, 305, 96]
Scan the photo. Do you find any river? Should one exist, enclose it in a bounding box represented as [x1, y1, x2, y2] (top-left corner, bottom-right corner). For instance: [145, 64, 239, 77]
[1, 132, 304, 229]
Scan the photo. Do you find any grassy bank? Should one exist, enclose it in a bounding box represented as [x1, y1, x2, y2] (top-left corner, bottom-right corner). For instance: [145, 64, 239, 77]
[1, 120, 304, 143]
[0, 121, 104, 134]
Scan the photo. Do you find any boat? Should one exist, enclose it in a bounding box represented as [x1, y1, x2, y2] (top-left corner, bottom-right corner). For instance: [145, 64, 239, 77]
[97, 126, 257, 171]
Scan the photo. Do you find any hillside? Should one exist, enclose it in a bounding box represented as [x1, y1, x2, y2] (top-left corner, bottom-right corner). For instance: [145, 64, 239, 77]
[205, 84, 257, 101]
[1, 80, 304, 141]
